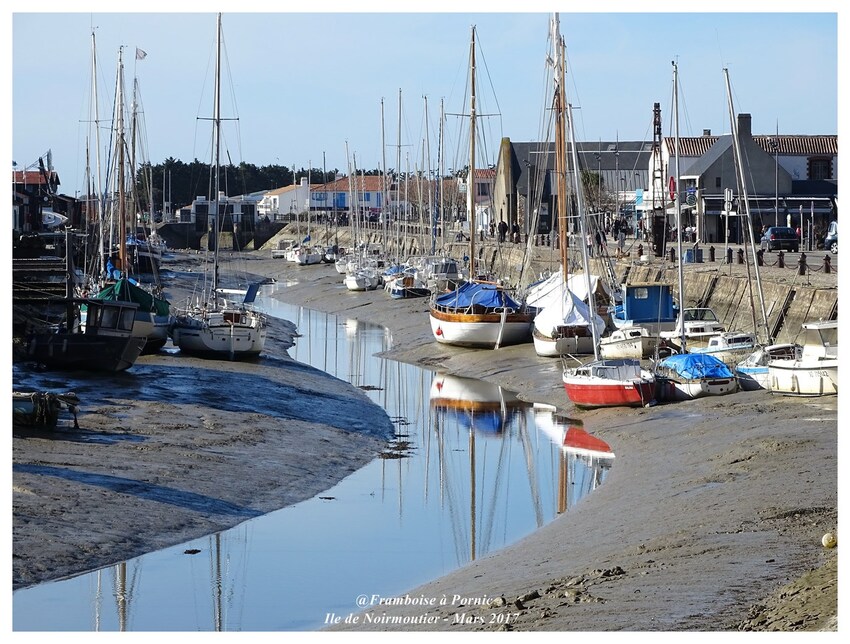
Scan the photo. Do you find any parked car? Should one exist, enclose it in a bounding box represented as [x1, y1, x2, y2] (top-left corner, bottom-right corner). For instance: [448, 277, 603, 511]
[760, 226, 799, 252]
[824, 220, 838, 254]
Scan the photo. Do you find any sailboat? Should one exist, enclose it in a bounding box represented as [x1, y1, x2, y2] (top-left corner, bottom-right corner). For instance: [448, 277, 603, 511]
[91, 45, 173, 354]
[529, 21, 604, 358]
[428, 26, 533, 349]
[170, 13, 266, 359]
[553, 15, 655, 408]
[651, 62, 738, 402]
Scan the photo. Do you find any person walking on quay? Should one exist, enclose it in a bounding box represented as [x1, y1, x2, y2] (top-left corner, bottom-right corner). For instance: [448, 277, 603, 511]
[617, 229, 626, 257]
[497, 219, 508, 243]
[586, 232, 594, 258]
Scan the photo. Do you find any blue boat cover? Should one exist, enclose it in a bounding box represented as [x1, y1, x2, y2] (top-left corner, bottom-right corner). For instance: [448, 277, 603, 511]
[658, 353, 735, 379]
[434, 281, 521, 310]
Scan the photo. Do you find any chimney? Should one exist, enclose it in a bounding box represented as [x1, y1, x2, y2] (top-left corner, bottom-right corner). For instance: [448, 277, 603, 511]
[703, 129, 711, 136]
[737, 114, 752, 138]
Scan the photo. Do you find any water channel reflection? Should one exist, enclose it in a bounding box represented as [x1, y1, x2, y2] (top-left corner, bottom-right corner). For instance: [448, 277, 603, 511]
[13, 288, 613, 631]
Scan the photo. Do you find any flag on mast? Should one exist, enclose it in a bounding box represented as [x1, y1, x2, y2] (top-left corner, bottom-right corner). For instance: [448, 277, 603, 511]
[135, 48, 147, 60]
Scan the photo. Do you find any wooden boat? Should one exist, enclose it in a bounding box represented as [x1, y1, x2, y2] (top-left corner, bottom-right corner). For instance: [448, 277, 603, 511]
[653, 353, 738, 401]
[562, 358, 656, 408]
[767, 320, 838, 396]
[427, 27, 532, 349]
[13, 391, 80, 430]
[24, 296, 146, 372]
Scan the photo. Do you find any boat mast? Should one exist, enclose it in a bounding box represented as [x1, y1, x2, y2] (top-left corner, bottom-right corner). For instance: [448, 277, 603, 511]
[723, 68, 772, 344]
[552, 13, 568, 285]
[673, 61, 686, 352]
[380, 97, 389, 258]
[425, 94, 436, 255]
[211, 12, 223, 299]
[567, 104, 599, 360]
[468, 26, 477, 280]
[90, 30, 106, 279]
[116, 47, 128, 278]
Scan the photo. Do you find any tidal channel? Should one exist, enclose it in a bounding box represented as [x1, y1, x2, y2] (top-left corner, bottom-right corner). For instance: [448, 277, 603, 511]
[13, 286, 614, 631]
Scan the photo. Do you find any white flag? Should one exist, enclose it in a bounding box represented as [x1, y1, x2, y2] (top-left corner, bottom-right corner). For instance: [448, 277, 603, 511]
[135, 48, 147, 60]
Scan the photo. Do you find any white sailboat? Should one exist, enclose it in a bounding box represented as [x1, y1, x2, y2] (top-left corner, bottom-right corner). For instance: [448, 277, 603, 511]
[558, 14, 655, 408]
[428, 26, 533, 348]
[170, 13, 266, 360]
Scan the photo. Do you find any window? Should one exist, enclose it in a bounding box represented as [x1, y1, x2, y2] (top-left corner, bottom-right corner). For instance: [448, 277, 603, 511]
[477, 182, 490, 197]
[808, 158, 832, 181]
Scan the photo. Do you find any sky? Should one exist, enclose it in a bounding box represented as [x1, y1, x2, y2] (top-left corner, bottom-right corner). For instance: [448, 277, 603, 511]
[8, 1, 842, 200]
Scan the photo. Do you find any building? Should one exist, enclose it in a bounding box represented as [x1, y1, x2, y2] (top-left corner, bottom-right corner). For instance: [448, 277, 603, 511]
[491, 115, 837, 249]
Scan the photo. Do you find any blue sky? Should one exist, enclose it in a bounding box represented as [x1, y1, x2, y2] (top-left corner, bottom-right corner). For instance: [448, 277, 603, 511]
[9, 1, 841, 199]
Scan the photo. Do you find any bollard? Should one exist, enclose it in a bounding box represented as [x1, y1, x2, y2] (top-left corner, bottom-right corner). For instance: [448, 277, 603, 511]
[756, 249, 764, 266]
[546, 234, 551, 246]
[823, 255, 831, 274]
[668, 247, 676, 263]
[726, 247, 733, 264]
[554, 234, 559, 250]
[709, 245, 715, 262]
[798, 253, 807, 276]
[534, 234, 539, 247]
[778, 251, 785, 269]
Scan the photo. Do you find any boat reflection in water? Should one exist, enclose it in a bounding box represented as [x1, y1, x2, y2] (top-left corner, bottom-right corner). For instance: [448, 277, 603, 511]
[429, 373, 529, 562]
[533, 403, 614, 514]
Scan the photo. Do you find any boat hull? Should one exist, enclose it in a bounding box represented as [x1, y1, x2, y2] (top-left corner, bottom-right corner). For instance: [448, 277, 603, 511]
[654, 376, 738, 401]
[171, 309, 266, 359]
[532, 327, 596, 357]
[25, 333, 146, 372]
[429, 309, 533, 348]
[563, 378, 655, 408]
[767, 360, 838, 396]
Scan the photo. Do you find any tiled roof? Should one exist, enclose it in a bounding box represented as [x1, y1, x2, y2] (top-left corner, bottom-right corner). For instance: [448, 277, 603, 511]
[313, 175, 388, 192]
[13, 170, 57, 185]
[664, 134, 837, 157]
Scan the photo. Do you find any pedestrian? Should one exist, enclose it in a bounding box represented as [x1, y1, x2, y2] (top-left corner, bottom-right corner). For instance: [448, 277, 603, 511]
[586, 232, 594, 258]
[617, 229, 626, 256]
[511, 222, 520, 243]
[497, 219, 508, 243]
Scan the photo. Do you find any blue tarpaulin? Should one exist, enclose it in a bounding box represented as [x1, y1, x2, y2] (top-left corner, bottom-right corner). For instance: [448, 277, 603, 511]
[658, 353, 735, 379]
[434, 281, 521, 310]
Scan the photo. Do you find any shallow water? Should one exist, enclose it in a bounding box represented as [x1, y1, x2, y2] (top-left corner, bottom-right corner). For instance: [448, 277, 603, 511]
[13, 286, 614, 631]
